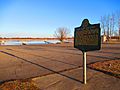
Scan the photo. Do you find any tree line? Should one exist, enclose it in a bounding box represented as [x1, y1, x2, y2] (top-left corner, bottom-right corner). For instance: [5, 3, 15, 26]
[55, 11, 120, 43]
[100, 11, 120, 39]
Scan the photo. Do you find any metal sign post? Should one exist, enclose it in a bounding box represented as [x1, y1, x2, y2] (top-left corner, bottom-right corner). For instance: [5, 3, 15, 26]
[74, 19, 101, 84]
[83, 51, 87, 84]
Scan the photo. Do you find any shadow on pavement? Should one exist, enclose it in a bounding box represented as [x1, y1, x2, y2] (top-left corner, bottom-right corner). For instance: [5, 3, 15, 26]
[6, 48, 119, 61]
[0, 50, 83, 84]
[6, 48, 78, 67]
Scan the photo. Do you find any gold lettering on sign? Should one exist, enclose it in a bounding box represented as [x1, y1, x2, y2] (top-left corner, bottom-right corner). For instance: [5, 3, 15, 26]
[75, 27, 99, 46]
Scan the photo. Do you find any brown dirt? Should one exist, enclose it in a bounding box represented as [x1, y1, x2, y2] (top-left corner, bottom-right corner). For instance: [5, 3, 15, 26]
[89, 60, 120, 78]
[0, 79, 40, 90]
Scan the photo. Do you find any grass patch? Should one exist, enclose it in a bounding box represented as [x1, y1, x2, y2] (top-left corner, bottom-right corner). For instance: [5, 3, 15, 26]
[0, 79, 39, 90]
[89, 60, 120, 78]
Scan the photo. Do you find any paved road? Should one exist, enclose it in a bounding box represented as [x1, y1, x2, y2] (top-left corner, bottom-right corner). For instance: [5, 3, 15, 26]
[0, 44, 120, 85]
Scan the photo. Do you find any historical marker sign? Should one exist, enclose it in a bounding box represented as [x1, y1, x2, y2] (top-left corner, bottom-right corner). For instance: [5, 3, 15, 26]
[74, 19, 101, 84]
[74, 19, 101, 52]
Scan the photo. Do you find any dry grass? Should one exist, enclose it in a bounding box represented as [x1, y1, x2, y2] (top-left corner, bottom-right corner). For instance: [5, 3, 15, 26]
[0, 79, 40, 90]
[89, 60, 120, 78]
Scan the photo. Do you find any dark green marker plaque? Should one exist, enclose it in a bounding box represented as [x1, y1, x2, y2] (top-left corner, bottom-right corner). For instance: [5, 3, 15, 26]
[74, 19, 101, 52]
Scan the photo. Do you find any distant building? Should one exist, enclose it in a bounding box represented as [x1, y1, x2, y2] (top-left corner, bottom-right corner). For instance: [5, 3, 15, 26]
[102, 35, 107, 42]
[102, 35, 120, 43]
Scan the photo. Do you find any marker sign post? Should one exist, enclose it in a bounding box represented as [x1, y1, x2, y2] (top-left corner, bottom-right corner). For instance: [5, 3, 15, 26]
[74, 19, 101, 84]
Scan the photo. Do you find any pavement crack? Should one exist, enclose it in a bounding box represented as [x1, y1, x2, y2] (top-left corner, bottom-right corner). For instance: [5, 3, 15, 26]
[44, 80, 61, 89]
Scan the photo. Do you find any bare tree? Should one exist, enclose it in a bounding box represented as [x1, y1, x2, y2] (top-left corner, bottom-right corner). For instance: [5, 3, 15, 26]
[119, 19, 120, 36]
[54, 27, 70, 42]
[112, 14, 115, 36]
[100, 11, 120, 41]
[100, 16, 106, 35]
[109, 16, 112, 38]
[109, 13, 116, 37]
[116, 11, 120, 39]
[106, 15, 110, 40]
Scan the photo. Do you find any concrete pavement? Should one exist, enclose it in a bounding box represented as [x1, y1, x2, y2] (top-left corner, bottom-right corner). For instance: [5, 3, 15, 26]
[32, 68, 120, 90]
[0, 44, 120, 89]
